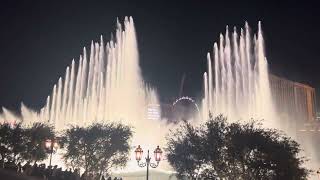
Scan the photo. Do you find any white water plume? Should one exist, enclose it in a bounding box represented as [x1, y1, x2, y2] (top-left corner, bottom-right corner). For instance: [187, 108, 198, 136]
[202, 22, 276, 128]
[202, 22, 320, 178]
[1, 17, 159, 130]
[0, 18, 318, 178]
[0, 17, 170, 170]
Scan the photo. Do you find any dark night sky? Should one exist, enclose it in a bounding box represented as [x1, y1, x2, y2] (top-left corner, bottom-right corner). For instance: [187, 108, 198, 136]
[0, 0, 319, 111]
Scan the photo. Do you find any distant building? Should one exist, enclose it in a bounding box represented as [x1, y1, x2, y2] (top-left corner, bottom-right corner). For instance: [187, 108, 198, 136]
[269, 74, 317, 125]
[146, 104, 161, 121]
[270, 75, 320, 162]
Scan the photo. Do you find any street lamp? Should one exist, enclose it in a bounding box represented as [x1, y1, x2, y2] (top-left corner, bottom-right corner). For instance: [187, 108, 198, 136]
[135, 145, 163, 180]
[45, 139, 59, 166]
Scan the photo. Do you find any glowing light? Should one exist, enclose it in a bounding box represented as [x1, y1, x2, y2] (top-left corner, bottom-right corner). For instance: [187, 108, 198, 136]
[135, 145, 143, 161]
[154, 146, 162, 162]
[45, 139, 52, 149]
[147, 104, 161, 120]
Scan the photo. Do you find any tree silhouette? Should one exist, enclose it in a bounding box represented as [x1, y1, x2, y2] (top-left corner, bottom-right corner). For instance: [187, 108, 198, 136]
[166, 120, 205, 179]
[166, 115, 310, 179]
[0, 122, 54, 167]
[61, 123, 132, 177]
[0, 123, 25, 168]
[21, 123, 55, 164]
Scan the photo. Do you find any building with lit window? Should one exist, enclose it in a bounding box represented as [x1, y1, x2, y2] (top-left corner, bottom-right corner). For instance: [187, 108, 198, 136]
[146, 104, 161, 121]
[270, 75, 320, 162]
[270, 74, 317, 125]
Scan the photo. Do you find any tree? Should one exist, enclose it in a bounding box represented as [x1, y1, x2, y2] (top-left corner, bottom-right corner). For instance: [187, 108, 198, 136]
[166, 120, 204, 179]
[60, 126, 86, 171]
[0, 123, 26, 168]
[0, 123, 13, 168]
[62, 123, 132, 176]
[226, 121, 310, 179]
[21, 123, 55, 164]
[166, 115, 310, 179]
[0, 122, 55, 167]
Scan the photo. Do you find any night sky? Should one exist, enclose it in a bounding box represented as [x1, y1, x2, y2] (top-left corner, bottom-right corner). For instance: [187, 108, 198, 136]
[0, 0, 319, 111]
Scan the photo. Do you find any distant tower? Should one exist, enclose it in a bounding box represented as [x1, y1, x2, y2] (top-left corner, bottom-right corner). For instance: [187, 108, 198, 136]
[178, 73, 186, 97]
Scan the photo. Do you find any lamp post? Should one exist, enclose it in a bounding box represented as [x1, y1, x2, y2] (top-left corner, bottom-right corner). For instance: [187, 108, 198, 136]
[45, 138, 59, 166]
[135, 145, 163, 180]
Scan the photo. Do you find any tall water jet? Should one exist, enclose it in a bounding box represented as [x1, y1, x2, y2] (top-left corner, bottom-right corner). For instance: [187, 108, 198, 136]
[202, 22, 276, 127]
[4, 17, 158, 128]
[0, 17, 316, 178]
[0, 17, 167, 170]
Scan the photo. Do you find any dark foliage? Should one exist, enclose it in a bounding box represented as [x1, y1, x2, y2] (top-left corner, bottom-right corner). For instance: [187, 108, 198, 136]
[61, 123, 132, 176]
[0, 123, 25, 167]
[0, 122, 54, 168]
[166, 115, 310, 179]
[21, 123, 55, 164]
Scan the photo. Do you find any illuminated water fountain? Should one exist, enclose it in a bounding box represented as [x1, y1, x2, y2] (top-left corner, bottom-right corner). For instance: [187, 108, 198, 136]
[0, 17, 170, 172]
[202, 22, 277, 128]
[2, 17, 160, 129]
[0, 17, 316, 178]
[201, 22, 320, 179]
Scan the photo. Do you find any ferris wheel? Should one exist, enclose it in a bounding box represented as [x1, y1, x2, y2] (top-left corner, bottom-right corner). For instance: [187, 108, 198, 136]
[172, 96, 201, 118]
